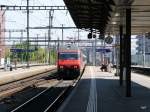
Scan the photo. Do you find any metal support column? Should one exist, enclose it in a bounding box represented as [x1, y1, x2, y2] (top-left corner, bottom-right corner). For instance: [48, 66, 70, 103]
[48, 11, 51, 65]
[9, 31, 11, 40]
[77, 29, 79, 47]
[48, 10, 53, 65]
[20, 31, 23, 44]
[36, 34, 39, 63]
[57, 37, 60, 51]
[61, 24, 64, 45]
[143, 34, 145, 67]
[21, 31, 23, 64]
[100, 40, 103, 65]
[95, 37, 97, 66]
[120, 25, 123, 86]
[78, 29, 79, 41]
[92, 42, 94, 66]
[125, 8, 131, 97]
[45, 33, 47, 64]
[115, 36, 119, 76]
[26, 0, 30, 68]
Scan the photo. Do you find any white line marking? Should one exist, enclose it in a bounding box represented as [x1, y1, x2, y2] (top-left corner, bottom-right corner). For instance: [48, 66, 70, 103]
[86, 67, 97, 112]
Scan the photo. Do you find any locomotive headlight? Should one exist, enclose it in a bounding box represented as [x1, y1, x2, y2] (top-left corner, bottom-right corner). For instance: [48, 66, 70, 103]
[74, 66, 78, 69]
[60, 66, 64, 69]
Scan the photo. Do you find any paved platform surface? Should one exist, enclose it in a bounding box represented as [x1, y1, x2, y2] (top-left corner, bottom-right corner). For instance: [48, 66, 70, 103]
[57, 66, 150, 112]
[0, 65, 56, 76]
[0, 63, 48, 71]
[0, 65, 56, 85]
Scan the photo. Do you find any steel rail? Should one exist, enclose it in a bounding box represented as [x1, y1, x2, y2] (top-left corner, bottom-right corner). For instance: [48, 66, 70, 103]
[10, 80, 63, 112]
[0, 67, 56, 91]
[44, 66, 86, 112]
[10, 66, 86, 112]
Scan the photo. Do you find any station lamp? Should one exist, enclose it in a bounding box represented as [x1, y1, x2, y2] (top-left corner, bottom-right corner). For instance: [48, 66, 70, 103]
[87, 28, 94, 39]
[112, 21, 117, 25]
[93, 34, 96, 38]
[87, 33, 92, 39]
[145, 32, 150, 39]
[115, 13, 120, 17]
[99, 33, 105, 40]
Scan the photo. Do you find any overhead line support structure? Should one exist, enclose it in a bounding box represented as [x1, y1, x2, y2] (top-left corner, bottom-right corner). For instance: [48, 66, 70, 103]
[0, 5, 67, 67]
[26, 0, 30, 68]
[29, 26, 76, 29]
[61, 24, 64, 45]
[48, 10, 54, 65]
[0, 29, 26, 32]
[0, 5, 67, 10]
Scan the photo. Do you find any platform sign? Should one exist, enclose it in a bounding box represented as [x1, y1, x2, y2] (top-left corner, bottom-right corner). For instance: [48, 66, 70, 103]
[105, 36, 113, 44]
[96, 48, 111, 53]
[10, 49, 35, 53]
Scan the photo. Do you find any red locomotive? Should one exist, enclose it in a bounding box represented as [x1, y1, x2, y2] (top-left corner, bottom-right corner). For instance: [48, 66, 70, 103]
[57, 46, 84, 79]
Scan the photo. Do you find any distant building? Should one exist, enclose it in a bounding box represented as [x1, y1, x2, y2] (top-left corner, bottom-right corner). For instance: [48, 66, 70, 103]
[135, 35, 150, 66]
[0, 11, 5, 65]
[136, 35, 150, 54]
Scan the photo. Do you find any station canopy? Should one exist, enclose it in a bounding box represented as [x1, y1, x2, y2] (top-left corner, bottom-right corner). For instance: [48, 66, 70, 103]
[63, 0, 116, 34]
[111, 0, 150, 35]
[64, 0, 150, 35]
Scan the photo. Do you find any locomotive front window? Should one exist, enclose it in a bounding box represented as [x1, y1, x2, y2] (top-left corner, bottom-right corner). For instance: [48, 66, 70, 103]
[59, 52, 80, 60]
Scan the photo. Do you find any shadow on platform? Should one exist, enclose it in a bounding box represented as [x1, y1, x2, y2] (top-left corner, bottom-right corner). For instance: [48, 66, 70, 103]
[0, 77, 149, 112]
[57, 77, 150, 112]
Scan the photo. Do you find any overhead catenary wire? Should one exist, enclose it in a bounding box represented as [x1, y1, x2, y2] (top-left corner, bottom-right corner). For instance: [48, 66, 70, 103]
[2, 0, 76, 43]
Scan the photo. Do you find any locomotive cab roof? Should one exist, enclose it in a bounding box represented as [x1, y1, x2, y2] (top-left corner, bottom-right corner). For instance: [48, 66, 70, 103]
[59, 44, 79, 51]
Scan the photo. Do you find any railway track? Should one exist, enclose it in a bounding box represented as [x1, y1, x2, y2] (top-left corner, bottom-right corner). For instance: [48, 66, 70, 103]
[10, 80, 67, 112]
[10, 67, 85, 112]
[0, 69, 57, 99]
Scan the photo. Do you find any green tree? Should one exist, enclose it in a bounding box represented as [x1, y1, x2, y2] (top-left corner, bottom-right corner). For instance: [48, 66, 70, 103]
[50, 48, 57, 65]
[6, 41, 57, 65]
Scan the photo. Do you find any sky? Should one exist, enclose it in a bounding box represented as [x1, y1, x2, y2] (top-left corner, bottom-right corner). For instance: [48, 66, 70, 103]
[0, 0, 89, 40]
[0, 0, 137, 54]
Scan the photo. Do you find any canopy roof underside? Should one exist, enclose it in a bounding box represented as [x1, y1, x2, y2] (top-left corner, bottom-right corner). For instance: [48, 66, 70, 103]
[64, 0, 150, 35]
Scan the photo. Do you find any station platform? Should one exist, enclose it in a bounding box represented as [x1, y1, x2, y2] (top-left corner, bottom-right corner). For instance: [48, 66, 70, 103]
[0, 65, 56, 85]
[0, 63, 49, 70]
[0, 65, 56, 74]
[57, 66, 150, 112]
